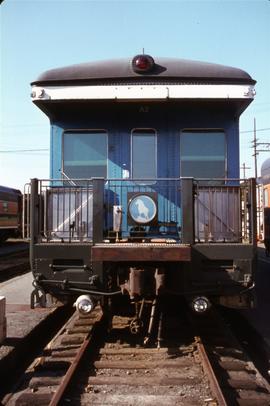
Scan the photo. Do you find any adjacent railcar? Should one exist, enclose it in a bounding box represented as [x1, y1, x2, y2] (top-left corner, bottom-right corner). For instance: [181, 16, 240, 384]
[0, 186, 22, 243]
[261, 158, 270, 255]
[29, 55, 257, 320]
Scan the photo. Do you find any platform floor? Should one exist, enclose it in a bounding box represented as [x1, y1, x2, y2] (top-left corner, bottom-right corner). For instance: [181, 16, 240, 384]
[0, 272, 33, 305]
[0, 272, 52, 361]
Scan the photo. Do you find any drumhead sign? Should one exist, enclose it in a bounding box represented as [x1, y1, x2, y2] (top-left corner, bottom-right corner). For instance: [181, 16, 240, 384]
[128, 195, 157, 224]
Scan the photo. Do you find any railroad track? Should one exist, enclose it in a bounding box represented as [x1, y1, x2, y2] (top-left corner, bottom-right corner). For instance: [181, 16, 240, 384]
[2, 306, 103, 406]
[67, 310, 217, 406]
[0, 249, 29, 282]
[191, 308, 270, 405]
[2, 299, 270, 405]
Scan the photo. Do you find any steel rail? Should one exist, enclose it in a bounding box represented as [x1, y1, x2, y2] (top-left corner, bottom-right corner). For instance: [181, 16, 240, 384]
[48, 308, 103, 406]
[1, 306, 70, 406]
[195, 336, 228, 406]
[48, 337, 90, 406]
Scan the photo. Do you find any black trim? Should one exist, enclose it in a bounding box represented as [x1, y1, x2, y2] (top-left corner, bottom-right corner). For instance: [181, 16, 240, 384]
[32, 76, 256, 87]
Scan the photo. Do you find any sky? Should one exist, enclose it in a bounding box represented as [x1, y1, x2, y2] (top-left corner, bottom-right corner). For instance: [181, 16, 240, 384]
[1, 0, 270, 191]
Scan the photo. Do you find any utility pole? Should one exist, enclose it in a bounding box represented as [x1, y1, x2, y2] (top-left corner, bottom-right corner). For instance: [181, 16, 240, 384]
[250, 118, 270, 241]
[252, 118, 270, 174]
[252, 118, 258, 181]
[240, 163, 251, 179]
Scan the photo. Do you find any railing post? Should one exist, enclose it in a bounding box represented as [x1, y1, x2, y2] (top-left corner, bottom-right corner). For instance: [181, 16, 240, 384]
[248, 177, 257, 247]
[181, 178, 195, 244]
[92, 178, 105, 244]
[30, 178, 39, 271]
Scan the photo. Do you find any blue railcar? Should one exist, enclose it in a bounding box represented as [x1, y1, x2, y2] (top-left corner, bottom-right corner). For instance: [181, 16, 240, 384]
[29, 55, 257, 324]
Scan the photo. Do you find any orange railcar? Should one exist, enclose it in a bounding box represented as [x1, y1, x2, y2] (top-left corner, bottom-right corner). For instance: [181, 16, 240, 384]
[0, 186, 22, 242]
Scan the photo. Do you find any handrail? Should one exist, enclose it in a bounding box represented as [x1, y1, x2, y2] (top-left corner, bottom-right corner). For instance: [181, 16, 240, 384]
[28, 177, 247, 183]
[60, 170, 77, 186]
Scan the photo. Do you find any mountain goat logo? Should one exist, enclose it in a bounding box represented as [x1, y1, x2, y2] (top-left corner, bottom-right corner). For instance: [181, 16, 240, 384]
[135, 198, 150, 221]
[129, 195, 157, 224]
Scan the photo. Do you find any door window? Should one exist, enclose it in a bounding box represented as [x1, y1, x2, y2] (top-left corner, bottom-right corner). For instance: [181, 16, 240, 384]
[132, 129, 156, 179]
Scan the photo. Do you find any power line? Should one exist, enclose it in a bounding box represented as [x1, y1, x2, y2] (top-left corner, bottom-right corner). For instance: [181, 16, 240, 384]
[251, 118, 270, 181]
[240, 127, 270, 134]
[0, 149, 49, 153]
[1, 124, 47, 128]
[1, 123, 270, 133]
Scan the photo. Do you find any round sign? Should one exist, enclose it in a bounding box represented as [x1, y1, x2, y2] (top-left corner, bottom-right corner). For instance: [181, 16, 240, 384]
[129, 195, 157, 224]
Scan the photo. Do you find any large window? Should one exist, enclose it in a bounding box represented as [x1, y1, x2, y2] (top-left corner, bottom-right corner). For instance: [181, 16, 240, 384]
[180, 131, 226, 179]
[132, 129, 156, 179]
[63, 130, 107, 179]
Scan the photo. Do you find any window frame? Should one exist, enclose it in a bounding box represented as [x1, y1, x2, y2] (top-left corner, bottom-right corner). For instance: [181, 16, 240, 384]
[62, 129, 108, 180]
[179, 128, 227, 180]
[131, 128, 157, 181]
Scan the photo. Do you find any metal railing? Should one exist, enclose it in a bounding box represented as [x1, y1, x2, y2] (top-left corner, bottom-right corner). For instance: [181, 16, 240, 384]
[22, 183, 31, 239]
[195, 185, 241, 242]
[23, 177, 256, 245]
[194, 179, 255, 243]
[25, 179, 94, 242]
[104, 179, 181, 239]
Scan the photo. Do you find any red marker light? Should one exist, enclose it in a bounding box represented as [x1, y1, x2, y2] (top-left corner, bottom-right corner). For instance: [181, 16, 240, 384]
[132, 55, 155, 73]
[135, 56, 150, 70]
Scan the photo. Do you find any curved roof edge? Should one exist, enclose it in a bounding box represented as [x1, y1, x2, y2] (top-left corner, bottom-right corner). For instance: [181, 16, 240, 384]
[261, 157, 270, 185]
[32, 56, 256, 86]
[0, 185, 21, 195]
